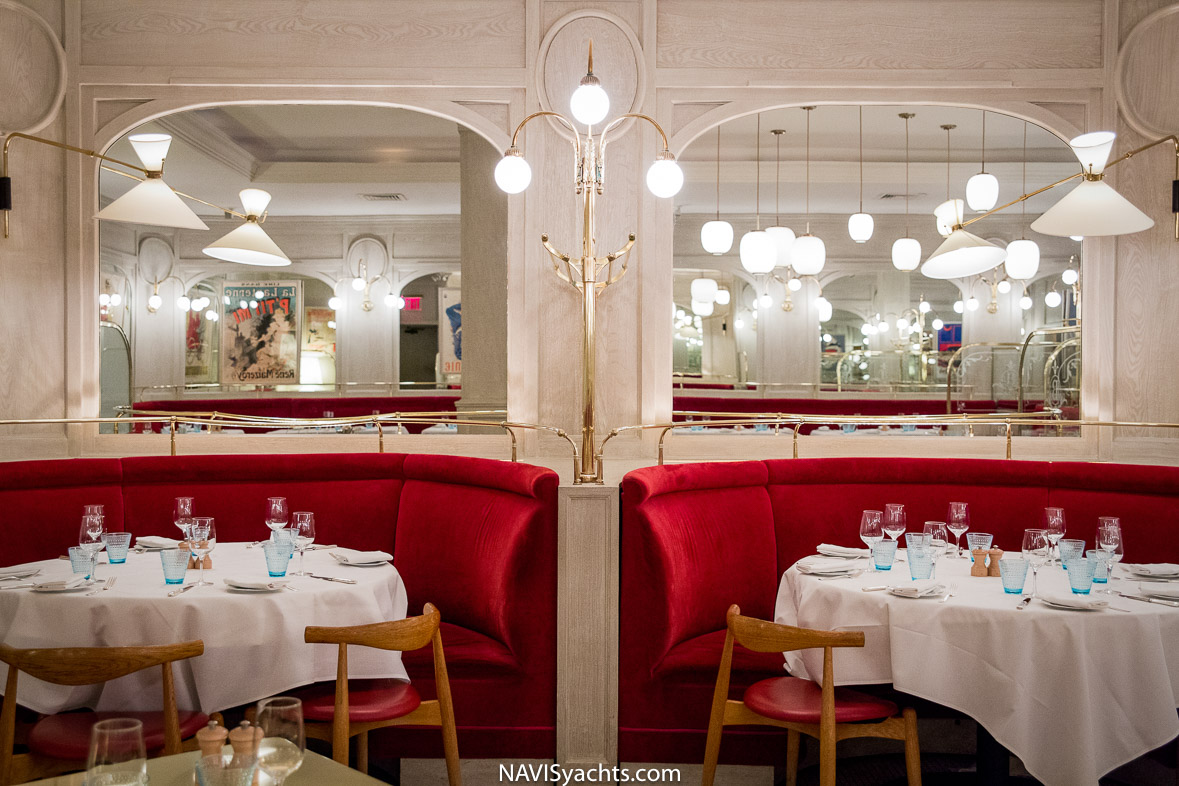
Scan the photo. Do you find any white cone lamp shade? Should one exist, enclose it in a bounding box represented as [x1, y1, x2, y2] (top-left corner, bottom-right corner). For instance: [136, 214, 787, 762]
[715, 289, 731, 306]
[921, 229, 1007, 279]
[570, 79, 609, 126]
[690, 277, 719, 303]
[646, 155, 684, 198]
[765, 225, 796, 266]
[966, 172, 999, 211]
[203, 189, 290, 267]
[95, 134, 210, 230]
[934, 199, 964, 237]
[1004, 239, 1041, 280]
[691, 299, 714, 317]
[495, 151, 532, 194]
[1030, 179, 1153, 237]
[1069, 131, 1117, 176]
[891, 237, 922, 271]
[739, 230, 776, 274]
[700, 220, 734, 254]
[791, 234, 826, 276]
[848, 212, 874, 243]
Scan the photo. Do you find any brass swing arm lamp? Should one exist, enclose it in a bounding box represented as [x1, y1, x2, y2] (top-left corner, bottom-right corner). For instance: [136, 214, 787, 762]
[2, 131, 258, 240]
[494, 41, 683, 484]
[959, 133, 1179, 239]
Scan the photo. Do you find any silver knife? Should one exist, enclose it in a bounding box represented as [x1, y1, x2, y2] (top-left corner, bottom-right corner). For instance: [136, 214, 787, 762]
[307, 574, 357, 584]
[0, 583, 35, 590]
[168, 583, 197, 597]
[1117, 592, 1179, 608]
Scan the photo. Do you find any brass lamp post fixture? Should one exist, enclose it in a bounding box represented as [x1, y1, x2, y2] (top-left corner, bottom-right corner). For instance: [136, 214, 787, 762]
[493, 41, 683, 484]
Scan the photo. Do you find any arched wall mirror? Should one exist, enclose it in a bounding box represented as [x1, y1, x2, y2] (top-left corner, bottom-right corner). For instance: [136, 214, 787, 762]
[672, 105, 1082, 430]
[97, 104, 507, 431]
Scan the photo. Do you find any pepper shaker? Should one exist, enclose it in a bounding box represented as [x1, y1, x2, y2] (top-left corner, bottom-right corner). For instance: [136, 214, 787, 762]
[970, 549, 990, 577]
[228, 721, 264, 785]
[987, 548, 1004, 577]
[195, 719, 227, 760]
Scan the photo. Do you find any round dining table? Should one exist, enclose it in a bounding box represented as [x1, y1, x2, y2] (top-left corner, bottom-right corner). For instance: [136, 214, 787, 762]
[775, 553, 1179, 786]
[0, 543, 408, 715]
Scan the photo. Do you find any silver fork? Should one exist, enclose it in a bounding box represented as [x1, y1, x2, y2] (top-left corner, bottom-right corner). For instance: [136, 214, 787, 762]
[86, 577, 117, 597]
[938, 583, 958, 603]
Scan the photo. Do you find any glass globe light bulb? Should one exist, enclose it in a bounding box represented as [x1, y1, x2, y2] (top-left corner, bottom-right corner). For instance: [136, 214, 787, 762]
[891, 237, 921, 271]
[848, 212, 874, 243]
[384, 293, 396, 308]
[646, 155, 684, 198]
[791, 234, 826, 275]
[759, 293, 772, 308]
[249, 300, 258, 309]
[953, 300, 964, 314]
[715, 289, 731, 306]
[254, 290, 265, 299]
[932, 318, 945, 331]
[966, 297, 980, 311]
[1045, 290, 1063, 307]
[735, 318, 745, 329]
[966, 172, 999, 211]
[787, 277, 802, 292]
[569, 78, 609, 125]
[176, 296, 191, 312]
[328, 297, 341, 311]
[351, 277, 366, 291]
[1062, 268, 1079, 286]
[896, 317, 910, 330]
[204, 309, 216, 321]
[919, 300, 931, 313]
[997, 279, 1012, 294]
[99, 293, 111, 306]
[1004, 239, 1041, 281]
[1020, 295, 1033, 310]
[700, 220, 734, 255]
[822, 333, 833, 343]
[739, 230, 776, 274]
[494, 150, 532, 194]
[147, 294, 163, 311]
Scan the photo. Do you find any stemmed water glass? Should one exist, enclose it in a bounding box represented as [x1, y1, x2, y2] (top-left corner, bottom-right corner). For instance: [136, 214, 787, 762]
[923, 521, 948, 578]
[860, 510, 883, 571]
[266, 497, 289, 542]
[86, 718, 147, 785]
[173, 497, 195, 539]
[79, 513, 106, 583]
[883, 504, 907, 541]
[188, 517, 216, 587]
[1022, 528, 1049, 597]
[291, 512, 316, 577]
[947, 502, 970, 558]
[1043, 508, 1066, 566]
[255, 697, 305, 786]
[1098, 518, 1123, 589]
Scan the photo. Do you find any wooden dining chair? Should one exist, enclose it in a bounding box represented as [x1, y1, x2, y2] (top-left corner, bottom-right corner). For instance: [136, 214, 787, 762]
[702, 605, 921, 786]
[0, 640, 210, 786]
[298, 603, 461, 784]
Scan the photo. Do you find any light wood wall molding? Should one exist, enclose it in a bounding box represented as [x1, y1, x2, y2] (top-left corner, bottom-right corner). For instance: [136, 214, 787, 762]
[1113, 2, 1179, 138]
[0, 0, 66, 135]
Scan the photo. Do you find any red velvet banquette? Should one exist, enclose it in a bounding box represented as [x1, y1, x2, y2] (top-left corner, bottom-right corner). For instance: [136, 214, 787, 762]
[619, 457, 1179, 764]
[0, 453, 557, 759]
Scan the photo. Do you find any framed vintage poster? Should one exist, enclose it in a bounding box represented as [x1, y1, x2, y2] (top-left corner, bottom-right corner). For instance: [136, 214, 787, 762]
[221, 281, 301, 385]
[438, 287, 462, 380]
[302, 307, 336, 355]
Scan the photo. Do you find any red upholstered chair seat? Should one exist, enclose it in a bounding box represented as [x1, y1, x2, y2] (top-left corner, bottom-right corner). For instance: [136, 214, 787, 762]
[27, 710, 209, 760]
[743, 677, 898, 724]
[656, 630, 787, 682]
[400, 623, 520, 678]
[294, 679, 421, 723]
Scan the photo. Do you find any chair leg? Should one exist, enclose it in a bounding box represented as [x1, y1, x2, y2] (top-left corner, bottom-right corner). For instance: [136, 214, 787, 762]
[356, 731, 368, 774]
[902, 708, 922, 786]
[701, 715, 724, 786]
[785, 728, 800, 786]
[819, 726, 836, 786]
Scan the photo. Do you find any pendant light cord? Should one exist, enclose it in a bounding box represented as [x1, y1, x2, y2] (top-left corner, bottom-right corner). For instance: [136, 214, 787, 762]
[946, 126, 951, 202]
[858, 106, 864, 212]
[980, 111, 987, 173]
[775, 132, 781, 225]
[805, 107, 811, 230]
[1021, 122, 1028, 239]
[755, 113, 761, 230]
[904, 114, 911, 236]
[715, 125, 721, 221]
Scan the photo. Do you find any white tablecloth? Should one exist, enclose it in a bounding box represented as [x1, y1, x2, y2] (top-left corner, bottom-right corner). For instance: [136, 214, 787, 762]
[0, 543, 408, 715]
[775, 557, 1179, 786]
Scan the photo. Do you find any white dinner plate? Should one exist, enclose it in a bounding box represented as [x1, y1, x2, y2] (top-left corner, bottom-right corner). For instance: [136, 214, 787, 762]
[225, 585, 285, 593]
[1038, 597, 1108, 611]
[887, 586, 946, 599]
[338, 561, 388, 568]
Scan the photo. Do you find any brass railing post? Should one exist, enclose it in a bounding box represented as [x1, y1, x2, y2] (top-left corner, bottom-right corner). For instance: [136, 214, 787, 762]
[793, 423, 802, 458]
[376, 421, 384, 453]
[1005, 420, 1012, 459]
[169, 418, 177, 456]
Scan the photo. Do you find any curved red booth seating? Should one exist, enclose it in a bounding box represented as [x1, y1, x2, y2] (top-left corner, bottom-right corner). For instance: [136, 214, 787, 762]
[0, 453, 557, 759]
[620, 457, 1179, 764]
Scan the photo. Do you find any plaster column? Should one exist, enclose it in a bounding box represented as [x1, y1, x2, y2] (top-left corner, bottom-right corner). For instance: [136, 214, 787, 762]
[757, 279, 821, 395]
[457, 128, 508, 414]
[960, 287, 1025, 402]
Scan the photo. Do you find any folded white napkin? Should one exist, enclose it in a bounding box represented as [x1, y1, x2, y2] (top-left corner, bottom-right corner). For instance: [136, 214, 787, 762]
[1039, 591, 1109, 610]
[889, 580, 946, 598]
[34, 576, 90, 590]
[0, 566, 37, 577]
[330, 548, 393, 565]
[1138, 582, 1179, 599]
[817, 544, 869, 558]
[223, 577, 288, 590]
[1125, 563, 1179, 577]
[796, 556, 861, 575]
[136, 536, 181, 549]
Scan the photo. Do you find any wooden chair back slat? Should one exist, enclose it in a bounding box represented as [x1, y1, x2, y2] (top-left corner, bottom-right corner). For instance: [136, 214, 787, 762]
[305, 605, 439, 652]
[0, 642, 203, 686]
[726, 606, 864, 653]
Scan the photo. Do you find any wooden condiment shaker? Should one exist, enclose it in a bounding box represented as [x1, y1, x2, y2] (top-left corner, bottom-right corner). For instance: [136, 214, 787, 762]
[970, 549, 990, 577]
[229, 721, 264, 785]
[987, 549, 1004, 577]
[195, 719, 227, 760]
[184, 541, 212, 570]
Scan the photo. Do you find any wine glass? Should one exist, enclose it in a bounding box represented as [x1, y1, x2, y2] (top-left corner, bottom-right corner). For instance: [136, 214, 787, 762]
[923, 521, 948, 578]
[86, 717, 147, 785]
[256, 697, 305, 786]
[173, 497, 195, 539]
[946, 502, 970, 558]
[79, 513, 106, 583]
[189, 517, 216, 587]
[1098, 517, 1123, 588]
[1043, 507, 1066, 566]
[860, 510, 883, 571]
[265, 497, 289, 541]
[1022, 528, 1049, 597]
[291, 512, 316, 577]
[883, 504, 907, 541]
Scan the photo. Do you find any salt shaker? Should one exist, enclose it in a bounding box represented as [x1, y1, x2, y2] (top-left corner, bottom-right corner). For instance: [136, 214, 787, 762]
[970, 549, 990, 577]
[987, 549, 1004, 577]
[195, 719, 227, 759]
[229, 720, 264, 785]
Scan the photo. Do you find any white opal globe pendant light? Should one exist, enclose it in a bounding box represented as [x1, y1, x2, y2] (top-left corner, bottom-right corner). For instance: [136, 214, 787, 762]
[739, 113, 776, 275]
[765, 128, 796, 266]
[847, 106, 874, 244]
[891, 112, 922, 271]
[1004, 123, 1041, 281]
[792, 107, 826, 276]
[922, 123, 1006, 279]
[965, 110, 999, 211]
[569, 40, 609, 126]
[700, 125, 734, 254]
[690, 277, 718, 303]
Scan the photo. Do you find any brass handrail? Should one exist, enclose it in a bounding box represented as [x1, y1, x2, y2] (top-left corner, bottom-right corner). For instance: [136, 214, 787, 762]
[944, 342, 1025, 413]
[1017, 324, 1082, 412]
